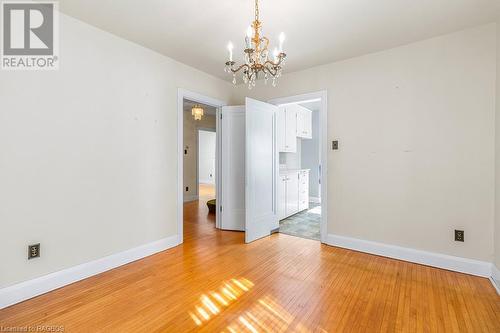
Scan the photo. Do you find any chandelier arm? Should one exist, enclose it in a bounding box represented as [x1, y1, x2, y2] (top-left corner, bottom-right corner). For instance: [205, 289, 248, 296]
[230, 63, 251, 74]
[263, 59, 282, 68]
[263, 65, 278, 77]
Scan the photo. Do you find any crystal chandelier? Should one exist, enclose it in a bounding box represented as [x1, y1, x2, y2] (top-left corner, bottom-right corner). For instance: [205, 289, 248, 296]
[224, 0, 286, 89]
[191, 105, 204, 121]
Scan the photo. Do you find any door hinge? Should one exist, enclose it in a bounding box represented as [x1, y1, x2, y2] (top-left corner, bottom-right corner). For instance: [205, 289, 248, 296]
[220, 113, 222, 119]
[220, 205, 222, 212]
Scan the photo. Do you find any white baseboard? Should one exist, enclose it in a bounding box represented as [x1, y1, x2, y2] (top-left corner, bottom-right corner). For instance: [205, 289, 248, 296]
[0, 235, 179, 309]
[326, 234, 492, 278]
[309, 196, 321, 203]
[183, 195, 198, 202]
[490, 265, 500, 295]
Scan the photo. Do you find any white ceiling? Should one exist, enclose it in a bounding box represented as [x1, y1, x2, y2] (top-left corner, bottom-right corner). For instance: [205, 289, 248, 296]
[60, 0, 500, 81]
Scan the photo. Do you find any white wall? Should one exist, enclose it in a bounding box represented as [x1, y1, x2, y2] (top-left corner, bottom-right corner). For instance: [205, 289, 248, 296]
[235, 24, 496, 262]
[300, 110, 321, 199]
[0, 13, 233, 288]
[198, 130, 216, 184]
[495, 19, 500, 271]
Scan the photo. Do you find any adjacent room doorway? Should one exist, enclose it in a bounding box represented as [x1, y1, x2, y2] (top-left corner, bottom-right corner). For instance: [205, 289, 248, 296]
[269, 91, 328, 243]
[177, 89, 226, 244]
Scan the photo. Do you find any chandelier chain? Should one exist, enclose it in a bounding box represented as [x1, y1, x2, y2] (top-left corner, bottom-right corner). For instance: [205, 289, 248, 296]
[255, 0, 259, 22]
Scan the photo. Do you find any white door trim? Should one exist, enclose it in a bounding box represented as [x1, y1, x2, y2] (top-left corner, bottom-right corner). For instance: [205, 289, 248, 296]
[268, 90, 328, 243]
[177, 89, 227, 244]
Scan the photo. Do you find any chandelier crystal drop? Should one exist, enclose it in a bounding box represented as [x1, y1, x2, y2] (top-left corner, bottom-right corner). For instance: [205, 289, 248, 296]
[224, 0, 286, 89]
[191, 105, 204, 121]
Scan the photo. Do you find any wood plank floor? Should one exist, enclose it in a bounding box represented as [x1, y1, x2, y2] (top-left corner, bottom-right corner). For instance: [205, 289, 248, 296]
[1, 184, 499, 332]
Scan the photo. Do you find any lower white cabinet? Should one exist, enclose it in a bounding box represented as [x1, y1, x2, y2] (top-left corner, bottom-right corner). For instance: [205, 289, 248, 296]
[286, 173, 299, 217]
[299, 170, 309, 211]
[278, 174, 287, 220]
[278, 170, 309, 220]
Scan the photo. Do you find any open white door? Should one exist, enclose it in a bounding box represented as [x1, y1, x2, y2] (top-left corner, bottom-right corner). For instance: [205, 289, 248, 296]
[219, 106, 246, 231]
[245, 98, 278, 243]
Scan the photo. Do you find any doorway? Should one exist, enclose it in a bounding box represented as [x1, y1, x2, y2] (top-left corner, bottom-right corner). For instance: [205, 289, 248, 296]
[216, 94, 327, 244]
[177, 89, 226, 244]
[269, 91, 328, 243]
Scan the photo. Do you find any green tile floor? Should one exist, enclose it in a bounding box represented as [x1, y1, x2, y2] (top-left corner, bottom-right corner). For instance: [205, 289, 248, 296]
[279, 202, 321, 241]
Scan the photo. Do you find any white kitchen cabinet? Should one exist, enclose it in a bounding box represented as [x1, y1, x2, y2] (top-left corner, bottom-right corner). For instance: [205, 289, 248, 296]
[296, 105, 312, 139]
[298, 170, 309, 211]
[277, 106, 297, 153]
[278, 174, 287, 220]
[278, 170, 309, 220]
[285, 107, 298, 151]
[285, 172, 299, 217]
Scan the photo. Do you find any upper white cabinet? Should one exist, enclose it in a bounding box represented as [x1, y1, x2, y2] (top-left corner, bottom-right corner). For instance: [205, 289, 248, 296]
[277, 106, 297, 152]
[277, 105, 312, 153]
[295, 105, 312, 139]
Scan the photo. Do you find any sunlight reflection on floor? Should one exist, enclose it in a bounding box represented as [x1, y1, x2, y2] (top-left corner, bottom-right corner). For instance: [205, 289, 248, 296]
[188, 278, 254, 327]
[187, 278, 327, 332]
[222, 295, 327, 333]
[308, 206, 321, 215]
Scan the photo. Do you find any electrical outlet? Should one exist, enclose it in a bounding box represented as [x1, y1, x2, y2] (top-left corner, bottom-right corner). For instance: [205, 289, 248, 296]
[454, 230, 464, 242]
[332, 140, 339, 150]
[28, 243, 40, 259]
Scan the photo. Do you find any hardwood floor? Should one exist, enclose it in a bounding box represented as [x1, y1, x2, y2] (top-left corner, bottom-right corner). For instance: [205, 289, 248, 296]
[1, 186, 499, 332]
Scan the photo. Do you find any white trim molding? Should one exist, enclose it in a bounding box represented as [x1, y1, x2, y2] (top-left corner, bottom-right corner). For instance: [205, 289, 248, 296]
[0, 235, 179, 309]
[490, 265, 500, 295]
[326, 234, 492, 278]
[183, 195, 199, 203]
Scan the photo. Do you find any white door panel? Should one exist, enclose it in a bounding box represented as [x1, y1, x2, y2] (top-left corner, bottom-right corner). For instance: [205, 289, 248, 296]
[245, 98, 278, 243]
[220, 106, 245, 231]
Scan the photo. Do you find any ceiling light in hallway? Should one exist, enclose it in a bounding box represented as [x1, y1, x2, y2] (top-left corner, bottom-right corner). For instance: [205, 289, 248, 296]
[192, 105, 204, 120]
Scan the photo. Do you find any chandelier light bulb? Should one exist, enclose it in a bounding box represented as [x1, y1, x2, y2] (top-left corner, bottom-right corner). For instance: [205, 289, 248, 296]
[273, 47, 279, 61]
[245, 26, 253, 48]
[279, 32, 285, 52]
[227, 42, 234, 61]
[246, 26, 253, 38]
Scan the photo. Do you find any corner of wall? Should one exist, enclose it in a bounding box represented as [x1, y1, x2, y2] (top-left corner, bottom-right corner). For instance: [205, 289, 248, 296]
[495, 17, 500, 273]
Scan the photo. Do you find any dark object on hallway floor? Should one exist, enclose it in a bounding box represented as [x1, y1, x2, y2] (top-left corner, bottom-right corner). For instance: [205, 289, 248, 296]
[207, 199, 216, 214]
